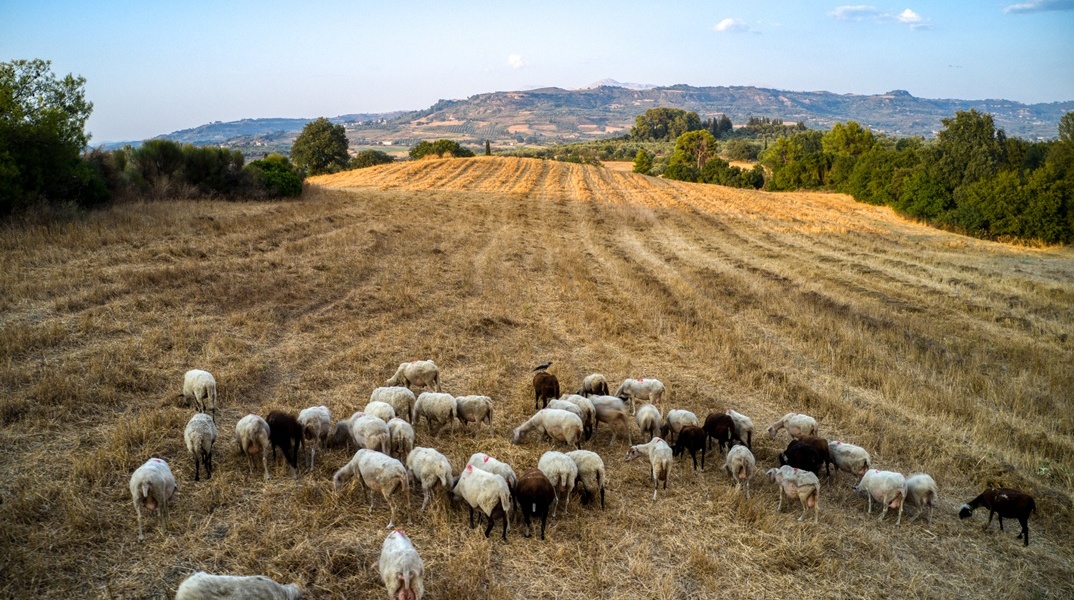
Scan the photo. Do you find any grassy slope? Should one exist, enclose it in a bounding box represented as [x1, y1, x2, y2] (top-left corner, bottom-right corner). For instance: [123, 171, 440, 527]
[1, 156, 1072, 598]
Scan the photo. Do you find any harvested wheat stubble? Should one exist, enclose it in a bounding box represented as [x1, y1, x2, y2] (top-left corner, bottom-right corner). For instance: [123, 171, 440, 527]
[0, 157, 1072, 598]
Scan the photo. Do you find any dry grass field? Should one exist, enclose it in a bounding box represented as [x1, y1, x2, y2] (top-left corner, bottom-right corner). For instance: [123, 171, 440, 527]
[2, 156, 1073, 599]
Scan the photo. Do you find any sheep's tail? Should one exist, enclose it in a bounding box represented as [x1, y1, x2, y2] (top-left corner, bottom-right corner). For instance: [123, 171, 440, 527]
[500, 485, 512, 517]
[613, 381, 627, 397]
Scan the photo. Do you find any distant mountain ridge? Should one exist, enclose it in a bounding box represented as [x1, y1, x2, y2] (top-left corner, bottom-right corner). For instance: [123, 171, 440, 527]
[116, 83, 1072, 152]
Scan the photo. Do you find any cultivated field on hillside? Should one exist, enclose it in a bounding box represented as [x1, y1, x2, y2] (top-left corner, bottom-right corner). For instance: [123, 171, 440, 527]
[2, 156, 1072, 599]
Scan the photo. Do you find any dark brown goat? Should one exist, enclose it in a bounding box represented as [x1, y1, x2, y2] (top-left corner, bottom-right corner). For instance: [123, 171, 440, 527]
[514, 469, 557, 540]
[959, 488, 1036, 546]
[778, 439, 824, 477]
[266, 411, 303, 475]
[702, 413, 735, 453]
[792, 434, 832, 477]
[532, 371, 560, 411]
[672, 425, 708, 471]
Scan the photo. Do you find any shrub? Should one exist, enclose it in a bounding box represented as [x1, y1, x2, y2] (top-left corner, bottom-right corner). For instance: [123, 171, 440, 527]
[350, 150, 395, 169]
[245, 154, 303, 198]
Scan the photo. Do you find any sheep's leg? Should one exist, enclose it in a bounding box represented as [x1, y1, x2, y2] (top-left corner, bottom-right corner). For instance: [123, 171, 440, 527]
[777, 492, 783, 512]
[745, 480, 750, 500]
[564, 483, 573, 514]
[193, 453, 201, 482]
[262, 449, 271, 480]
[798, 494, 809, 522]
[700, 446, 706, 472]
[421, 487, 431, 512]
[1017, 518, 1029, 546]
[521, 504, 533, 538]
[998, 515, 1005, 532]
[206, 451, 213, 480]
[879, 497, 889, 522]
[984, 510, 996, 532]
[540, 507, 548, 540]
[468, 506, 476, 529]
[550, 491, 559, 518]
[134, 500, 145, 541]
[384, 490, 396, 529]
[866, 494, 873, 515]
[895, 494, 903, 525]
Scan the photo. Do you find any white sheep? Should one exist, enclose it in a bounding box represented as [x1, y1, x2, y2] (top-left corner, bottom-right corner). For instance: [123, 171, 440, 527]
[766, 412, 818, 439]
[452, 464, 512, 541]
[386, 360, 441, 392]
[725, 409, 754, 448]
[455, 395, 494, 431]
[466, 452, 518, 490]
[371, 386, 417, 423]
[660, 409, 699, 443]
[767, 465, 821, 523]
[364, 400, 397, 423]
[388, 417, 415, 460]
[546, 399, 585, 421]
[235, 414, 272, 479]
[182, 369, 217, 416]
[852, 469, 907, 525]
[538, 451, 578, 517]
[349, 411, 392, 454]
[828, 440, 871, 478]
[175, 572, 304, 600]
[511, 408, 584, 449]
[377, 530, 424, 600]
[905, 472, 938, 524]
[561, 394, 597, 439]
[184, 413, 218, 482]
[566, 449, 607, 510]
[407, 447, 454, 511]
[414, 392, 457, 436]
[635, 402, 662, 442]
[333, 449, 411, 529]
[589, 395, 634, 445]
[577, 373, 609, 397]
[625, 437, 673, 501]
[297, 406, 332, 470]
[613, 377, 666, 413]
[129, 457, 177, 541]
[723, 444, 756, 499]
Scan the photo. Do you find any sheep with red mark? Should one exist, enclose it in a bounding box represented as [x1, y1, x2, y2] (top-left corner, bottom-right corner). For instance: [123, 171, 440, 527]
[767, 412, 818, 440]
[725, 409, 754, 449]
[853, 469, 907, 525]
[513, 469, 557, 539]
[672, 425, 708, 471]
[959, 487, 1036, 546]
[723, 445, 756, 498]
[333, 449, 411, 529]
[466, 452, 518, 491]
[129, 457, 177, 541]
[184, 413, 217, 482]
[566, 450, 606, 510]
[538, 451, 577, 516]
[905, 473, 938, 524]
[532, 370, 560, 410]
[386, 360, 441, 392]
[767, 465, 820, 523]
[414, 392, 457, 436]
[614, 377, 666, 414]
[236, 414, 272, 479]
[577, 373, 609, 397]
[388, 417, 415, 460]
[702, 412, 735, 452]
[511, 408, 583, 449]
[625, 437, 673, 501]
[452, 464, 512, 541]
[589, 395, 634, 446]
[297, 406, 332, 470]
[371, 386, 417, 423]
[175, 572, 304, 600]
[265, 410, 302, 478]
[377, 529, 424, 600]
[455, 395, 494, 431]
[660, 409, 699, 444]
[828, 440, 871, 478]
[635, 402, 662, 442]
[406, 447, 454, 512]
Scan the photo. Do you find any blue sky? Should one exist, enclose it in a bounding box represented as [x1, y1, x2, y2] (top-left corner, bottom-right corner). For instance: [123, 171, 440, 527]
[3, 0, 1072, 143]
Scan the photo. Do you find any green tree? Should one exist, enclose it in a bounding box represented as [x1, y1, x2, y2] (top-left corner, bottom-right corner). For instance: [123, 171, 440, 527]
[631, 108, 702, 141]
[671, 130, 717, 171]
[409, 139, 475, 159]
[1059, 111, 1074, 146]
[485, 140, 492, 156]
[633, 149, 653, 175]
[935, 109, 1006, 190]
[723, 139, 758, 161]
[291, 117, 350, 175]
[350, 149, 395, 169]
[245, 154, 303, 197]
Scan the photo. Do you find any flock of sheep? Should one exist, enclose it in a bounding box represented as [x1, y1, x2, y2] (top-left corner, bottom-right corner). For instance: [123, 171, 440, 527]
[132, 361, 1037, 599]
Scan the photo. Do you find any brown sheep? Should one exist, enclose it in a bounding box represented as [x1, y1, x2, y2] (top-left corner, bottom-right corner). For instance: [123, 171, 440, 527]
[532, 371, 560, 411]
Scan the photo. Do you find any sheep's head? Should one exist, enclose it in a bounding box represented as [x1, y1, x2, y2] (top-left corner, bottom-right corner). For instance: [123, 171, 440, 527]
[765, 468, 781, 483]
[958, 504, 975, 519]
[511, 428, 523, 444]
[624, 447, 641, 462]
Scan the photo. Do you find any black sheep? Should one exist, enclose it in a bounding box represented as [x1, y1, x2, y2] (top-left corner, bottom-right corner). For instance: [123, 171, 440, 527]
[265, 411, 303, 474]
[514, 469, 557, 540]
[959, 488, 1036, 546]
[778, 439, 824, 477]
[672, 425, 709, 471]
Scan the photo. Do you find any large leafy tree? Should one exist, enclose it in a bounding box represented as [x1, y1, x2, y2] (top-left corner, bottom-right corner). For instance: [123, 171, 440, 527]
[1, 58, 98, 213]
[671, 130, 717, 171]
[631, 108, 702, 142]
[290, 117, 349, 175]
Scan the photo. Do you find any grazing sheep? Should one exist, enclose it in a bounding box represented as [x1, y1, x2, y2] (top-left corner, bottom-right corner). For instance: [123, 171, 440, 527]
[538, 451, 578, 517]
[235, 414, 272, 479]
[182, 369, 217, 416]
[371, 386, 417, 423]
[514, 469, 557, 540]
[905, 473, 938, 524]
[791, 434, 832, 476]
[377, 529, 424, 600]
[326, 420, 358, 451]
[767, 465, 821, 523]
[388, 417, 415, 460]
[723, 445, 756, 499]
[129, 457, 177, 541]
[511, 408, 584, 449]
[175, 572, 304, 600]
[265, 411, 302, 478]
[702, 412, 735, 452]
[414, 392, 457, 436]
[561, 394, 597, 440]
[589, 395, 634, 446]
[184, 413, 218, 482]
[566, 450, 607, 510]
[297, 406, 332, 470]
[577, 373, 609, 397]
[672, 425, 708, 471]
[725, 409, 754, 449]
[625, 437, 673, 501]
[532, 370, 560, 411]
[767, 412, 818, 440]
[349, 412, 392, 455]
[613, 377, 666, 413]
[333, 449, 411, 529]
[466, 453, 518, 491]
[407, 447, 455, 512]
[635, 403, 662, 442]
[959, 488, 1036, 546]
[853, 469, 907, 525]
[386, 360, 442, 392]
[546, 399, 585, 432]
[455, 395, 494, 431]
[778, 439, 824, 478]
[452, 464, 512, 541]
[660, 409, 699, 444]
[828, 441, 871, 478]
[364, 401, 397, 423]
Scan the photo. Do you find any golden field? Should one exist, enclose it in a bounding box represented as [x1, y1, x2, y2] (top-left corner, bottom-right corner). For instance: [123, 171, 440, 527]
[1, 156, 1072, 599]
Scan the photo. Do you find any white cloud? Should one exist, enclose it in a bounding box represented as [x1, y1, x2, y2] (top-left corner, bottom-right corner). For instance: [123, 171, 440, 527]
[896, 8, 922, 24]
[507, 54, 526, 69]
[1004, 0, 1074, 13]
[831, 5, 929, 29]
[714, 18, 749, 33]
[830, 5, 880, 21]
